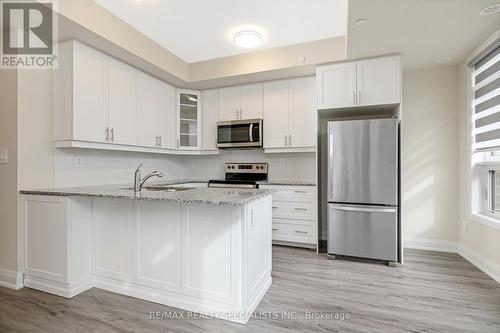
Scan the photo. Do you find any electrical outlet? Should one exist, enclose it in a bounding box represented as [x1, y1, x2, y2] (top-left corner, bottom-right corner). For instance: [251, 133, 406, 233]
[279, 159, 286, 167]
[76, 156, 84, 168]
[0, 148, 8, 164]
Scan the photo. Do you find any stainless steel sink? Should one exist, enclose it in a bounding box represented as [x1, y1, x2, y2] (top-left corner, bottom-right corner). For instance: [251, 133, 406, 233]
[122, 186, 194, 192]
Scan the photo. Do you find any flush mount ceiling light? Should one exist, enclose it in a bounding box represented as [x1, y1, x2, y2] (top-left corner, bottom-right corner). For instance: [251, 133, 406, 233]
[435, 57, 451, 64]
[480, 3, 500, 16]
[233, 31, 263, 49]
[354, 18, 367, 26]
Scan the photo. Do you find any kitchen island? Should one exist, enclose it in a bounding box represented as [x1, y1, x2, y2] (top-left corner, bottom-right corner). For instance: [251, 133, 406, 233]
[19, 184, 273, 324]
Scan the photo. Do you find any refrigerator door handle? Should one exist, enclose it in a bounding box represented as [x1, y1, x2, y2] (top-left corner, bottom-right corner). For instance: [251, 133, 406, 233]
[330, 204, 396, 213]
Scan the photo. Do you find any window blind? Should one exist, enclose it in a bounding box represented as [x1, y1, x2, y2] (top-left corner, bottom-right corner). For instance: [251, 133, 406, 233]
[471, 40, 500, 151]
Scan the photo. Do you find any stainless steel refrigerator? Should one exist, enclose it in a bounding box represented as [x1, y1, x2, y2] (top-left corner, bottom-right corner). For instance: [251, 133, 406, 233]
[327, 118, 399, 263]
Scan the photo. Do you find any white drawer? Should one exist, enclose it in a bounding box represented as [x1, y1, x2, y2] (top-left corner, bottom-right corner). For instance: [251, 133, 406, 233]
[272, 220, 317, 244]
[271, 201, 315, 221]
[261, 185, 315, 203]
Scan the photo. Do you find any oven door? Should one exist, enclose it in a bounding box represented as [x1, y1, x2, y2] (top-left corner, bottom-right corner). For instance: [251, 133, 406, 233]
[217, 119, 262, 148]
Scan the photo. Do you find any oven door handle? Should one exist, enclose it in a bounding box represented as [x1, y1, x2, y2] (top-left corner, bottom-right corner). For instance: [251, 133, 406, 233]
[249, 123, 254, 142]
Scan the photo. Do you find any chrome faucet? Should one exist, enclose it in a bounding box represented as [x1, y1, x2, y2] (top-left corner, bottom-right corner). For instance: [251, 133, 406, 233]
[134, 164, 164, 192]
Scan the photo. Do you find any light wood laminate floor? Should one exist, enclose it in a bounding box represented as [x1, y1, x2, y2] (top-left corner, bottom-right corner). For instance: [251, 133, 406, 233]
[1, 246, 499, 332]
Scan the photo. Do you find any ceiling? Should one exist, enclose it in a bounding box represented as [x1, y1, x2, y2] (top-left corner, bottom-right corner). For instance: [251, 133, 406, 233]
[93, 0, 348, 63]
[347, 0, 500, 70]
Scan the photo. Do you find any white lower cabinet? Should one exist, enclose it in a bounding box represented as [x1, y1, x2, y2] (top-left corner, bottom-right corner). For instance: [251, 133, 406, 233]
[260, 185, 317, 248]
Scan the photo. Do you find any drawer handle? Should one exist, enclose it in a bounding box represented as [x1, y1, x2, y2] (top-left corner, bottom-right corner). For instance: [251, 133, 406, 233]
[294, 190, 307, 194]
[294, 230, 308, 234]
[272, 206, 278, 209]
[294, 208, 308, 211]
[272, 228, 278, 231]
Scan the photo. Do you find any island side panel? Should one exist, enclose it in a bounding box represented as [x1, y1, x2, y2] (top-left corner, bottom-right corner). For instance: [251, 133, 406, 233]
[22, 195, 92, 297]
[243, 195, 273, 312]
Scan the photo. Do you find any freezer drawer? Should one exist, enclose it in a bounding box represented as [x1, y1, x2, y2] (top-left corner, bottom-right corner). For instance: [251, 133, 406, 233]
[327, 204, 398, 261]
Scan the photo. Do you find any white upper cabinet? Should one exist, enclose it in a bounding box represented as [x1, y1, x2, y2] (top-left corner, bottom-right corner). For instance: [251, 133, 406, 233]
[107, 58, 137, 145]
[356, 56, 401, 106]
[218, 87, 239, 121]
[263, 80, 289, 148]
[239, 84, 263, 119]
[263, 77, 316, 151]
[201, 89, 219, 151]
[316, 55, 401, 109]
[316, 62, 356, 109]
[177, 89, 201, 150]
[157, 81, 176, 150]
[63, 41, 108, 143]
[218, 84, 263, 121]
[136, 72, 176, 149]
[136, 72, 158, 147]
[288, 76, 317, 148]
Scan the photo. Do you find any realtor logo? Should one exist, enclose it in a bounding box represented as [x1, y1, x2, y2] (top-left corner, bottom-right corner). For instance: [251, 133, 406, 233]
[1, 0, 58, 68]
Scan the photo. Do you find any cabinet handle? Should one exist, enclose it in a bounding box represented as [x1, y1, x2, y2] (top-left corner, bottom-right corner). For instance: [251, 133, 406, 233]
[158, 136, 162, 147]
[294, 207, 308, 211]
[353, 90, 356, 105]
[110, 128, 114, 142]
[284, 135, 287, 146]
[294, 190, 307, 194]
[272, 206, 278, 209]
[288, 135, 292, 146]
[155, 136, 158, 146]
[294, 230, 308, 234]
[105, 127, 109, 142]
[272, 228, 278, 231]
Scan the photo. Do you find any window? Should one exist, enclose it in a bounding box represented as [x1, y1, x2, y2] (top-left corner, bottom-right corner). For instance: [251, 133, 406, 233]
[469, 38, 500, 227]
[489, 170, 500, 214]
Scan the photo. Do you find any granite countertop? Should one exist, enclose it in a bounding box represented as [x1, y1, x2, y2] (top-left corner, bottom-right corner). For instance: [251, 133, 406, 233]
[19, 181, 271, 206]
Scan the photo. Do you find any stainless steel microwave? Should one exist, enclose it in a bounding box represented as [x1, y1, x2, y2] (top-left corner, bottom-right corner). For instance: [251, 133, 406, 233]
[217, 119, 263, 148]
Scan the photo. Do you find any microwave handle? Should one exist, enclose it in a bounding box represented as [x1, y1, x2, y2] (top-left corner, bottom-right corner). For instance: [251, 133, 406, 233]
[249, 123, 254, 142]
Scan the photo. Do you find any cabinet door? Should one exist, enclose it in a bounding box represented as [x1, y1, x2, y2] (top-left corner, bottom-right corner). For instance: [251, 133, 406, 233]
[201, 89, 218, 150]
[73, 42, 108, 142]
[218, 87, 239, 121]
[108, 57, 137, 145]
[134, 201, 181, 292]
[288, 77, 317, 148]
[177, 90, 200, 149]
[356, 56, 401, 106]
[157, 81, 176, 149]
[316, 62, 356, 109]
[136, 72, 158, 147]
[239, 83, 263, 119]
[93, 198, 133, 281]
[263, 80, 288, 148]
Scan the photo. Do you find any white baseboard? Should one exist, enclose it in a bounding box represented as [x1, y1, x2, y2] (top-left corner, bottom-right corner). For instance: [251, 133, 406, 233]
[404, 237, 500, 284]
[0, 268, 23, 290]
[458, 244, 500, 284]
[404, 237, 459, 253]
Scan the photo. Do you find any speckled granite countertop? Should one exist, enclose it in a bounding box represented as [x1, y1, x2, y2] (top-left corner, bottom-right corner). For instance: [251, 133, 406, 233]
[19, 181, 271, 206]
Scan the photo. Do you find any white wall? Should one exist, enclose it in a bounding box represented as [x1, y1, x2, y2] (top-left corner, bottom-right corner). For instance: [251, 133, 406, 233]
[182, 150, 316, 182]
[0, 69, 18, 273]
[402, 65, 459, 242]
[54, 149, 185, 187]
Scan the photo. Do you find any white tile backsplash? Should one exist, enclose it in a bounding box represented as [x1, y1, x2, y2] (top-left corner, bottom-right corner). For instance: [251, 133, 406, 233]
[54, 148, 316, 187]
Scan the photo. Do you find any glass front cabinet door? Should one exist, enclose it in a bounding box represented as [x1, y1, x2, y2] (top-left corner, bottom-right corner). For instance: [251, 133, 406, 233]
[177, 89, 201, 149]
